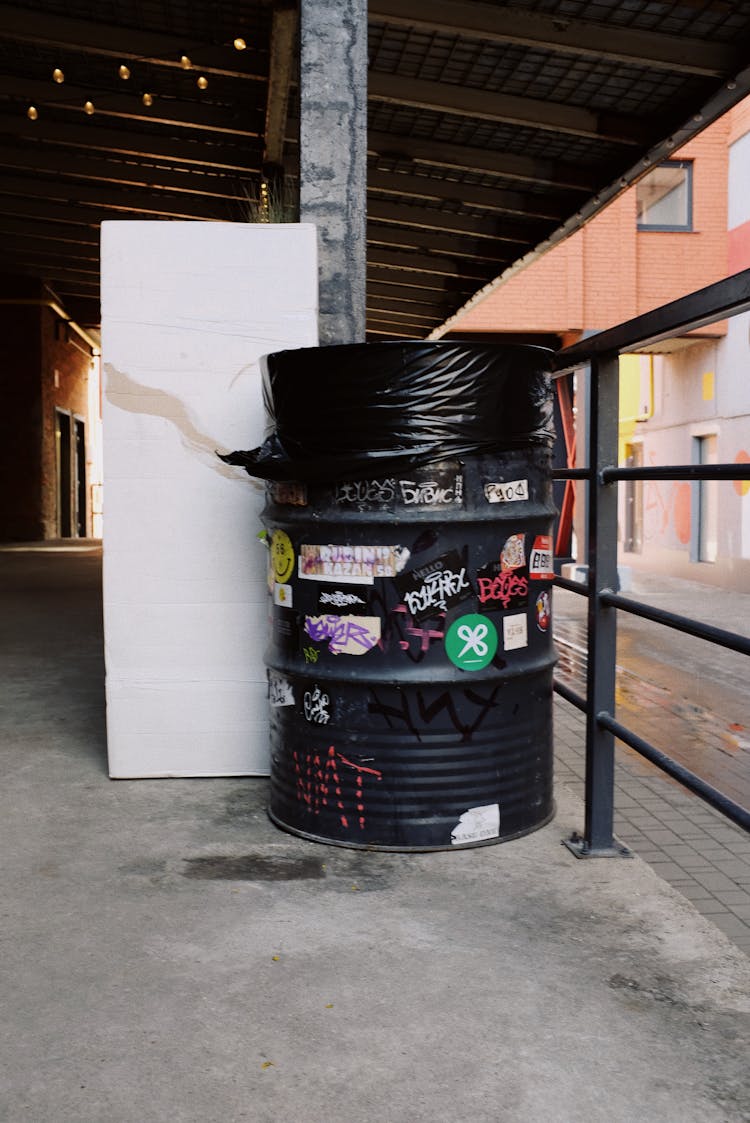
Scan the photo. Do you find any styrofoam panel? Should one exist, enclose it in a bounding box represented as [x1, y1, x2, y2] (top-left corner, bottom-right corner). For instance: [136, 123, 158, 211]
[101, 222, 317, 325]
[108, 733, 269, 779]
[102, 475, 266, 551]
[104, 601, 268, 676]
[101, 220, 318, 777]
[103, 536, 268, 586]
[106, 680, 268, 734]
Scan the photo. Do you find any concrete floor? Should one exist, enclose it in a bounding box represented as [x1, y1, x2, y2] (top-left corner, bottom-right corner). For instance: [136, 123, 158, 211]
[2, 543, 750, 1123]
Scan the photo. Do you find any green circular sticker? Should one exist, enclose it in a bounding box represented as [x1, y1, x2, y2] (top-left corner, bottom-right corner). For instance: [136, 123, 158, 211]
[270, 529, 295, 583]
[445, 614, 498, 671]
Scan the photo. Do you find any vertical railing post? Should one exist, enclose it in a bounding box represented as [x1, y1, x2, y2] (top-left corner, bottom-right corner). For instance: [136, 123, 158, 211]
[565, 351, 631, 858]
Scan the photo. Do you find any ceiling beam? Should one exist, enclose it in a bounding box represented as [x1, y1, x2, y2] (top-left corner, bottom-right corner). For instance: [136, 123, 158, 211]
[53, 296, 101, 324]
[367, 270, 476, 296]
[0, 2, 268, 81]
[366, 325, 425, 339]
[264, 3, 297, 168]
[366, 307, 441, 327]
[368, 291, 451, 314]
[0, 236, 99, 262]
[3, 256, 100, 281]
[368, 72, 647, 145]
[367, 198, 545, 242]
[367, 286, 459, 313]
[0, 144, 256, 202]
[0, 78, 261, 137]
[368, 167, 567, 220]
[368, 0, 738, 78]
[0, 112, 261, 172]
[367, 246, 496, 281]
[0, 173, 243, 220]
[0, 194, 101, 226]
[0, 216, 99, 244]
[367, 224, 512, 263]
[367, 130, 595, 191]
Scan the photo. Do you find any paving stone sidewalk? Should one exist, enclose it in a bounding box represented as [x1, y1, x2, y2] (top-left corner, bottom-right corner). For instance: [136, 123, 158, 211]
[554, 697, 750, 958]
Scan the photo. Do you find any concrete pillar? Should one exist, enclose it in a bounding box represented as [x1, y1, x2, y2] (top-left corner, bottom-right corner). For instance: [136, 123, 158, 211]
[299, 0, 367, 345]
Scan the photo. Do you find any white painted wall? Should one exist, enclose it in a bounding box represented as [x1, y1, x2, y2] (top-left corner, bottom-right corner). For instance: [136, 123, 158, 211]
[101, 221, 318, 777]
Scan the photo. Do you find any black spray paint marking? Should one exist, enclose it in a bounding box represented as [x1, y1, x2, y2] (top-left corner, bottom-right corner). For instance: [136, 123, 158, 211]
[368, 684, 503, 744]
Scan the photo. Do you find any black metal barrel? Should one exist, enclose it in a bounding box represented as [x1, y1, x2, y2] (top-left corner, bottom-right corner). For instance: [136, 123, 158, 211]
[245, 341, 557, 851]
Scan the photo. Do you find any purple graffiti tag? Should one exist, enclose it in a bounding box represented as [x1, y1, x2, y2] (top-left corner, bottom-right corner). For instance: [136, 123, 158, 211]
[304, 615, 380, 656]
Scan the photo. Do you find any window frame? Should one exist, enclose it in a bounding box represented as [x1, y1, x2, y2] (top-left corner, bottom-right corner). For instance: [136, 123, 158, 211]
[636, 159, 693, 233]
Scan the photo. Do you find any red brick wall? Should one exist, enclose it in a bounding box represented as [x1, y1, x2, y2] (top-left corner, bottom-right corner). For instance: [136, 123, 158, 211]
[450, 114, 731, 339]
[39, 306, 91, 537]
[0, 276, 91, 541]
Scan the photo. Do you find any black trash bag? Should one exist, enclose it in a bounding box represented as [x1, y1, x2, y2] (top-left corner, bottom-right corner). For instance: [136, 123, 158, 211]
[219, 341, 554, 483]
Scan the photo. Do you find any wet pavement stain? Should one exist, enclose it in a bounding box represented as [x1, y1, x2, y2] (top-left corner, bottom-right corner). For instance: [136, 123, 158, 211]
[182, 854, 325, 880]
[554, 617, 750, 810]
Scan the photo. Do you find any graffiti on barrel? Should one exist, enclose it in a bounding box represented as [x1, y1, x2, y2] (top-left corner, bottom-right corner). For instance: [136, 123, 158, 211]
[394, 549, 472, 622]
[304, 614, 381, 655]
[293, 745, 383, 829]
[368, 683, 503, 743]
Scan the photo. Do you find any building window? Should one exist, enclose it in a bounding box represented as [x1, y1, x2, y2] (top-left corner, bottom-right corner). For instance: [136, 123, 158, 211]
[636, 160, 693, 231]
[691, 434, 718, 564]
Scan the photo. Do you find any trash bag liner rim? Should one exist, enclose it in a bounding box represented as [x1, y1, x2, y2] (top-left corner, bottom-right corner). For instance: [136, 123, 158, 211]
[219, 340, 555, 484]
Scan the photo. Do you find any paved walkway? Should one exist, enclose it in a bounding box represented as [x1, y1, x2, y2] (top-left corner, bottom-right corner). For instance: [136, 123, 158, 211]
[555, 700, 750, 957]
[1, 543, 749, 1122]
[553, 570, 750, 958]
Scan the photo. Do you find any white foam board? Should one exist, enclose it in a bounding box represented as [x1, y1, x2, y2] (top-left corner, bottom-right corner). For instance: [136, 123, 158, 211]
[101, 221, 318, 777]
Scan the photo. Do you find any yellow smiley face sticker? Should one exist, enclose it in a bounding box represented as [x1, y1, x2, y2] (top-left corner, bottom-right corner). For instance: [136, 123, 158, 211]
[270, 530, 295, 584]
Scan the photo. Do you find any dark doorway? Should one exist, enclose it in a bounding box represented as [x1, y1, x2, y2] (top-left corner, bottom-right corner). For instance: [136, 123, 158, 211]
[56, 409, 72, 538]
[56, 411, 87, 538]
[74, 418, 86, 538]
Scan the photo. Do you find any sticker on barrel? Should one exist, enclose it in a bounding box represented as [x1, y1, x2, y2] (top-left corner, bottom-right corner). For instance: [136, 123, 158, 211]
[529, 535, 554, 579]
[451, 803, 500, 845]
[445, 614, 498, 671]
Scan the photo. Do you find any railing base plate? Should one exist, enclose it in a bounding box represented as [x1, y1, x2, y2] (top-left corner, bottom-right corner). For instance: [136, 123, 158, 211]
[563, 832, 633, 859]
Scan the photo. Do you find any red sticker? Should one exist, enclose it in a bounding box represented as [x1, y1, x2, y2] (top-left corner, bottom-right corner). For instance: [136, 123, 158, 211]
[529, 535, 554, 579]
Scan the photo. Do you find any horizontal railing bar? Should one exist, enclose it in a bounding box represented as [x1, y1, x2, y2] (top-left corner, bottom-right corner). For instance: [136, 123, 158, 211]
[597, 711, 750, 833]
[553, 468, 590, 480]
[554, 575, 590, 595]
[602, 463, 750, 483]
[553, 679, 587, 711]
[600, 591, 750, 656]
[555, 267, 750, 368]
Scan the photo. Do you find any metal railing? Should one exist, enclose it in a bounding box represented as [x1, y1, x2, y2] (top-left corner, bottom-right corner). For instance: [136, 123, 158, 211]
[552, 268, 750, 855]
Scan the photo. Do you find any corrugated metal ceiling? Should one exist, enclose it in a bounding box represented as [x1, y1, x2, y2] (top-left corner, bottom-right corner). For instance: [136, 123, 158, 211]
[0, 0, 749, 337]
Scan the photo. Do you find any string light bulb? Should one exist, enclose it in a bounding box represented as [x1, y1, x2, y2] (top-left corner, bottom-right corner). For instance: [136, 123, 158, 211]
[118, 64, 131, 80]
[197, 75, 208, 89]
[142, 92, 154, 106]
[180, 54, 192, 69]
[84, 100, 95, 115]
[52, 67, 64, 83]
[27, 105, 38, 120]
[233, 37, 247, 50]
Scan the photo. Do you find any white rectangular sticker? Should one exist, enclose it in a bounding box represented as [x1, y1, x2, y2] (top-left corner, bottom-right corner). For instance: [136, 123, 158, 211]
[268, 673, 295, 708]
[484, 479, 529, 504]
[503, 613, 528, 651]
[273, 582, 293, 608]
[298, 544, 409, 584]
[451, 803, 500, 845]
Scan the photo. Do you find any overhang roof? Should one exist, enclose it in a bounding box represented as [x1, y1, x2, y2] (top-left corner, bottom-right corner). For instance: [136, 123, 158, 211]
[1, 0, 749, 339]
